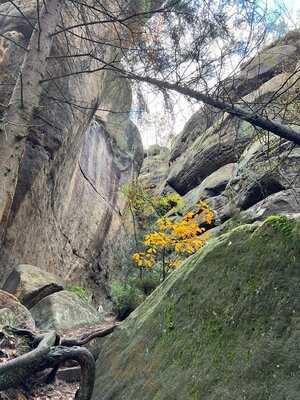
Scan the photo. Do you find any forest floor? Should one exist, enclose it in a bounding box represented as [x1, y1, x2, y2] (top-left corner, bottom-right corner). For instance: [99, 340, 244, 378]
[0, 317, 118, 400]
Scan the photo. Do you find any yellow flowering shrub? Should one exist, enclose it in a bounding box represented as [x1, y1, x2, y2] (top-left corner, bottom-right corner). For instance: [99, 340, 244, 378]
[133, 201, 214, 280]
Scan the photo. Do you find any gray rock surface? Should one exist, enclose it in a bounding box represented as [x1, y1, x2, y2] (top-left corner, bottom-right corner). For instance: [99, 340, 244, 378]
[225, 137, 300, 210]
[240, 189, 300, 222]
[183, 163, 236, 205]
[167, 116, 253, 195]
[2, 264, 63, 309]
[170, 106, 220, 162]
[30, 290, 102, 332]
[0, 290, 35, 330]
[139, 145, 170, 193]
[167, 31, 300, 196]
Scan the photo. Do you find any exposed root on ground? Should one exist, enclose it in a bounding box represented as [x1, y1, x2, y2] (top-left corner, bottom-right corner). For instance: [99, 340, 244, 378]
[0, 322, 118, 400]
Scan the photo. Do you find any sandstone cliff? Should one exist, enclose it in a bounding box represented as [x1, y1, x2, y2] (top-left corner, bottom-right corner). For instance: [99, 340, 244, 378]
[145, 31, 300, 226]
[0, 0, 161, 300]
[0, 8, 300, 399]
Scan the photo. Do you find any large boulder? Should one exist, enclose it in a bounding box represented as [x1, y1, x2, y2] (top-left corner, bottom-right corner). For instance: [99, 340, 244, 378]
[30, 290, 103, 332]
[220, 30, 300, 100]
[170, 106, 219, 163]
[167, 116, 253, 195]
[0, 290, 35, 330]
[182, 163, 236, 209]
[166, 164, 236, 224]
[240, 189, 300, 222]
[170, 31, 300, 165]
[167, 31, 300, 196]
[225, 137, 300, 210]
[92, 218, 300, 400]
[232, 44, 299, 95]
[2, 264, 64, 309]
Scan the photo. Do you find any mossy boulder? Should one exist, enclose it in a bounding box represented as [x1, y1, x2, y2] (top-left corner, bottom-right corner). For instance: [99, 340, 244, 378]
[92, 219, 300, 400]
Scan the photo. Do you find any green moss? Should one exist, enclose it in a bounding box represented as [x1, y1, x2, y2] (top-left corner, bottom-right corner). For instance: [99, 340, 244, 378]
[220, 214, 248, 233]
[265, 214, 296, 237]
[163, 303, 176, 331]
[92, 220, 300, 400]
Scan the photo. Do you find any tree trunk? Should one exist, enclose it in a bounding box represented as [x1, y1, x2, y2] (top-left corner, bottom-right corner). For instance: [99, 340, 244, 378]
[114, 69, 300, 145]
[0, 0, 62, 242]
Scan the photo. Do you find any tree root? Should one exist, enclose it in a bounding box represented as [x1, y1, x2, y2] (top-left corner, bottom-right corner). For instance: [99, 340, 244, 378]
[0, 323, 118, 399]
[0, 330, 57, 391]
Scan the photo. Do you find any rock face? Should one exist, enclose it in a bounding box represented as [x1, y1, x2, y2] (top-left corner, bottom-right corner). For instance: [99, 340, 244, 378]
[0, 0, 164, 300]
[167, 116, 254, 195]
[139, 145, 170, 193]
[0, 290, 35, 330]
[129, 37, 300, 395]
[225, 138, 300, 210]
[167, 30, 300, 197]
[30, 290, 102, 332]
[92, 219, 300, 400]
[2, 264, 63, 309]
[169, 106, 219, 162]
[179, 163, 236, 212]
[145, 30, 300, 228]
[240, 189, 300, 222]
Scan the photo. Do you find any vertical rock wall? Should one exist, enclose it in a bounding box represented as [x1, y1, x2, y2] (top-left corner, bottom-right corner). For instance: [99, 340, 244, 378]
[0, 0, 160, 300]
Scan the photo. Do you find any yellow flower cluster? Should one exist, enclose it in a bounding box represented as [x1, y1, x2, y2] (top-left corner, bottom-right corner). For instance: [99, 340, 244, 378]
[144, 231, 172, 247]
[167, 258, 182, 270]
[132, 250, 155, 269]
[174, 233, 209, 254]
[196, 200, 215, 225]
[156, 216, 173, 230]
[172, 219, 204, 239]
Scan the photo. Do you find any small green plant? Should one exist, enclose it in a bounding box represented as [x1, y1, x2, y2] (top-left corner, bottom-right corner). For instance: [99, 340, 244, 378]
[111, 281, 145, 320]
[164, 303, 176, 330]
[67, 285, 93, 305]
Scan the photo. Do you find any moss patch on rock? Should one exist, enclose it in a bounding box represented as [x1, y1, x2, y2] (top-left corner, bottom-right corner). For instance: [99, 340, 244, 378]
[92, 218, 300, 400]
